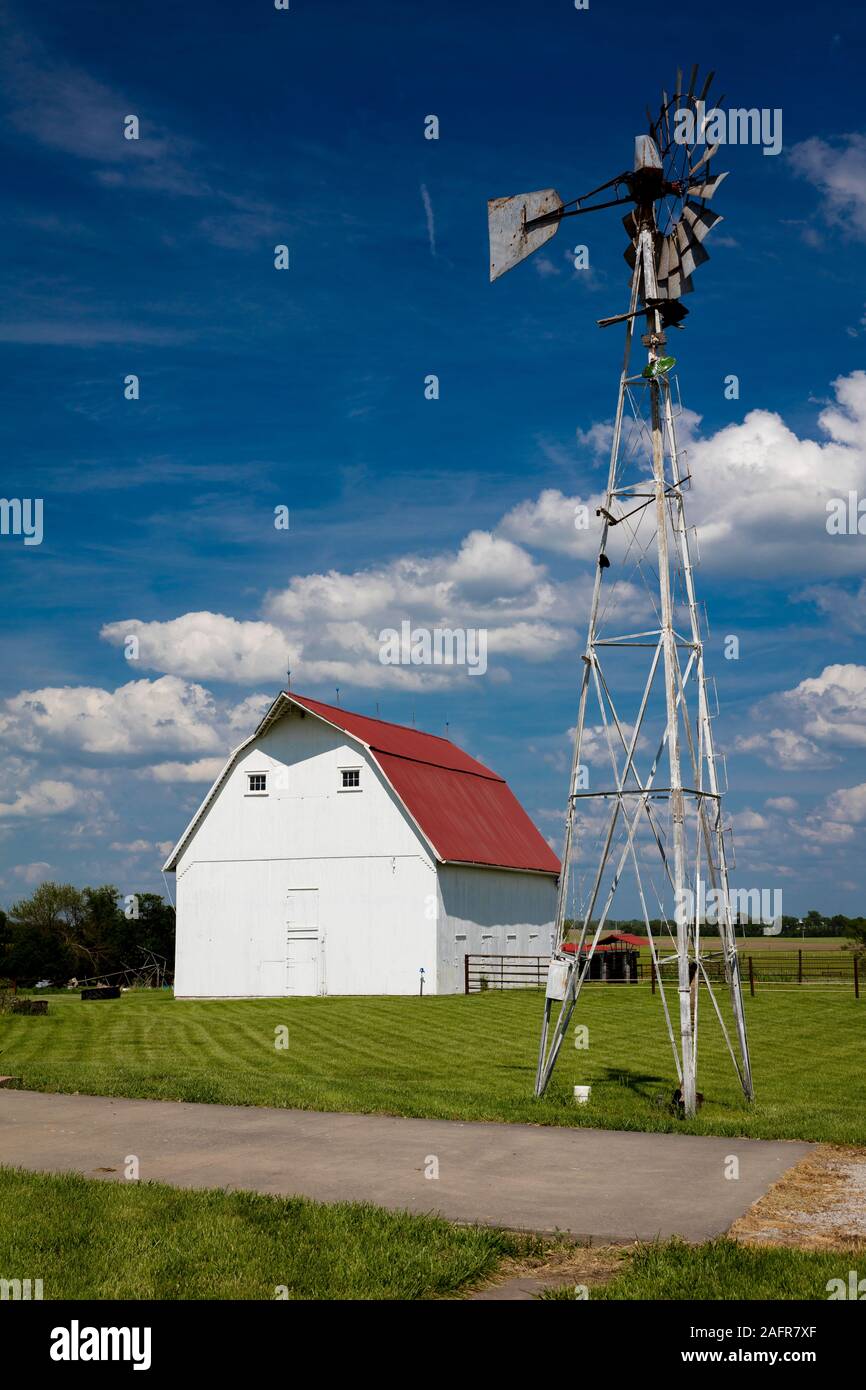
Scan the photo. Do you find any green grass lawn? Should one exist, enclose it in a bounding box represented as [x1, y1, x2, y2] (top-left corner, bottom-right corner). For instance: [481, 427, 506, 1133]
[1, 985, 863, 1143]
[1, 1167, 854, 1302]
[543, 1237, 860, 1300]
[0, 1167, 520, 1300]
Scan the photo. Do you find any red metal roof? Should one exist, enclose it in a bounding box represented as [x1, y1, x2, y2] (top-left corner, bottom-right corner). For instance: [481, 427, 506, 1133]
[563, 941, 621, 954]
[561, 932, 645, 952]
[287, 693, 560, 876]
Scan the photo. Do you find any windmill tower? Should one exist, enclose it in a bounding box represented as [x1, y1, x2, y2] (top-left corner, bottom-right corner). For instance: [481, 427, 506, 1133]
[488, 68, 753, 1118]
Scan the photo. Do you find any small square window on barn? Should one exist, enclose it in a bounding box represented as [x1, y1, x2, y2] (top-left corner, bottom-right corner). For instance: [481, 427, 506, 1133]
[340, 768, 361, 790]
[246, 772, 268, 794]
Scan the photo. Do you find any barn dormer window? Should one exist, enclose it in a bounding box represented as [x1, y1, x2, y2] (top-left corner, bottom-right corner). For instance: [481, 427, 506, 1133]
[246, 772, 268, 795]
[340, 768, 361, 791]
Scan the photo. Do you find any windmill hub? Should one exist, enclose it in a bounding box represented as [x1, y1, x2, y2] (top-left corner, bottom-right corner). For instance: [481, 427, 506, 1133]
[488, 68, 728, 326]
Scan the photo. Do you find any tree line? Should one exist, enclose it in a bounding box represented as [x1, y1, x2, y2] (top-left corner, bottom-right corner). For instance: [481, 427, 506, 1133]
[586, 911, 866, 942]
[0, 882, 175, 987]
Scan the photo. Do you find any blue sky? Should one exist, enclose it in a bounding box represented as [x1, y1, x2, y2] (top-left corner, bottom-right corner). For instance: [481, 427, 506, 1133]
[1, 0, 865, 915]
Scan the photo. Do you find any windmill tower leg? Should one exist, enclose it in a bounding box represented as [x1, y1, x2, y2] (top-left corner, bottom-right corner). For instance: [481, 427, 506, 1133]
[658, 368, 754, 1104]
[533, 263, 643, 1100]
[640, 226, 696, 1117]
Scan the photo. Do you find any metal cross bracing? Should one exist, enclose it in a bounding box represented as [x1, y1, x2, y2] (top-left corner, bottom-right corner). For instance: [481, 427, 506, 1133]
[533, 245, 753, 1117]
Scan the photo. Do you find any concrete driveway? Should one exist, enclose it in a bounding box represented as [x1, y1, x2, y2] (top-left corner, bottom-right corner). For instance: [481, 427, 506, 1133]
[0, 1090, 811, 1242]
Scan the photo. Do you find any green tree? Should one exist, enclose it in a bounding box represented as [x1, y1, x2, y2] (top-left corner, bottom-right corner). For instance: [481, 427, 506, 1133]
[109, 892, 175, 975]
[4, 883, 83, 983]
[78, 885, 125, 976]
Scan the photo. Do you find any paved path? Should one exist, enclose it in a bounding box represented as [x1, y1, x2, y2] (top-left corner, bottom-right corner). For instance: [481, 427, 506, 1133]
[0, 1090, 811, 1242]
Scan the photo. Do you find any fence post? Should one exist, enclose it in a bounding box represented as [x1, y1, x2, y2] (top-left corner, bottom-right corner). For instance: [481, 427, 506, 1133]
[798, 948, 803, 984]
[464, 954, 469, 995]
[748, 956, 755, 997]
[651, 960, 656, 994]
[855, 955, 860, 1000]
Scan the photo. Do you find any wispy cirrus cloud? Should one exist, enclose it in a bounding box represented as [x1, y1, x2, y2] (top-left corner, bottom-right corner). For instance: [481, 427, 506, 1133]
[419, 183, 436, 257]
[0, 320, 195, 346]
[0, 10, 286, 247]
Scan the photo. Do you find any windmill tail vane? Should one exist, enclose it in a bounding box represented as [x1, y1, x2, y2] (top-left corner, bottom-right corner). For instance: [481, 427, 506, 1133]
[488, 63, 727, 321]
[488, 68, 753, 1119]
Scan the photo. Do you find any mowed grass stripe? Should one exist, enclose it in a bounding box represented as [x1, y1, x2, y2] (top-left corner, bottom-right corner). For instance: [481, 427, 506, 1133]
[1, 987, 863, 1142]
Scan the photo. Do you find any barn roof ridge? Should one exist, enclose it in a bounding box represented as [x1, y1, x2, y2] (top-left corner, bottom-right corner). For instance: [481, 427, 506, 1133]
[286, 693, 461, 745]
[163, 688, 560, 877]
[285, 692, 505, 781]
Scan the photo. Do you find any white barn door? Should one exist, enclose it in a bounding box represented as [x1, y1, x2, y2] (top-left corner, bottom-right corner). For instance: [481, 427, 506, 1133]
[286, 889, 320, 995]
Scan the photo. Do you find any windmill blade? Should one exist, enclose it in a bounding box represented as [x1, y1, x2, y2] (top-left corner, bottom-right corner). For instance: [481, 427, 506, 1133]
[698, 69, 715, 103]
[675, 66, 683, 102]
[689, 143, 719, 177]
[686, 63, 699, 107]
[675, 220, 710, 279]
[487, 188, 564, 281]
[622, 209, 638, 266]
[658, 236, 695, 298]
[656, 234, 681, 297]
[687, 171, 728, 201]
[661, 233, 681, 287]
[661, 90, 672, 148]
[681, 201, 724, 244]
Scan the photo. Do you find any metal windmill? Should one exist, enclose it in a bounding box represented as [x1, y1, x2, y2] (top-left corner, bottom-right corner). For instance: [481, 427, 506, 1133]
[488, 67, 753, 1118]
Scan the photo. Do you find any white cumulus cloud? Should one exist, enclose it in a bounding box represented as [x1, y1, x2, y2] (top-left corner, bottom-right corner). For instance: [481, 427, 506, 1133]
[100, 613, 287, 683]
[0, 676, 222, 756]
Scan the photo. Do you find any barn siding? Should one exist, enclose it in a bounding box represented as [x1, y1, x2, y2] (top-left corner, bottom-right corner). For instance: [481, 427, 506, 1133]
[174, 853, 436, 996]
[435, 863, 557, 994]
[174, 707, 438, 996]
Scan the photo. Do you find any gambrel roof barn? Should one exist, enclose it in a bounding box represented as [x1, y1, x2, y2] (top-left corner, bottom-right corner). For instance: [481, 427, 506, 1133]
[164, 692, 558, 996]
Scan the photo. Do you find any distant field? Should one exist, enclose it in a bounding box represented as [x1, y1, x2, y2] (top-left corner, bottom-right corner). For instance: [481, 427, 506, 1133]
[1, 986, 863, 1144]
[736, 937, 849, 950]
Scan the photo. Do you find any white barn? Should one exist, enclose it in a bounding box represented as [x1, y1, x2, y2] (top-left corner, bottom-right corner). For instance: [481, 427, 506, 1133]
[163, 691, 559, 997]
